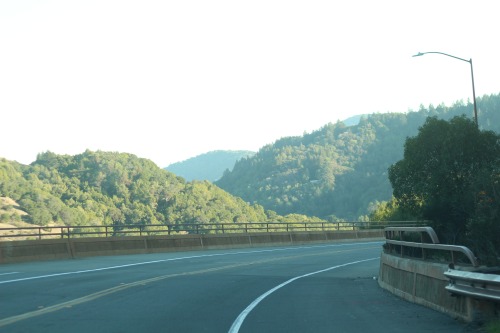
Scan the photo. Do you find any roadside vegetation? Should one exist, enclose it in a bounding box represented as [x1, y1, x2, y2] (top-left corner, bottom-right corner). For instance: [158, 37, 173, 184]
[486, 320, 500, 333]
[371, 116, 500, 266]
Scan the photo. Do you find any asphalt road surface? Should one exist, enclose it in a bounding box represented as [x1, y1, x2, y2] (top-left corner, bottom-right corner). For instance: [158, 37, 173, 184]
[0, 241, 478, 332]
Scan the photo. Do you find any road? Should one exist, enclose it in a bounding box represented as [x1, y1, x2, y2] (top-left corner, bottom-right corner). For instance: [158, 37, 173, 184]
[0, 241, 476, 332]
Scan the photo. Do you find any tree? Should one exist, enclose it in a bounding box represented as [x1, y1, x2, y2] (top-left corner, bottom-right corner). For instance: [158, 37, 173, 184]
[389, 116, 500, 246]
[466, 159, 500, 264]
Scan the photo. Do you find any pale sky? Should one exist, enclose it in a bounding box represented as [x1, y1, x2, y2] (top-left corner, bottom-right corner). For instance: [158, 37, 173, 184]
[1, 0, 499, 167]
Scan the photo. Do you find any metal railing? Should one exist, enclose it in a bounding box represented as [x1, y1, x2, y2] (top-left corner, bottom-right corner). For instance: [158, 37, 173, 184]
[384, 226, 440, 244]
[384, 226, 479, 267]
[445, 269, 500, 302]
[0, 220, 424, 240]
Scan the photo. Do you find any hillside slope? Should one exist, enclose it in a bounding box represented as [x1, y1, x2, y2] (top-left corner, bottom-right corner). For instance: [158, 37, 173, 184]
[216, 94, 500, 220]
[0, 151, 284, 228]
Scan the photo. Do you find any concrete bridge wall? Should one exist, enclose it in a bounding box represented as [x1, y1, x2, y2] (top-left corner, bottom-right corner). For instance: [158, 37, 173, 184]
[0, 230, 383, 264]
[378, 252, 499, 322]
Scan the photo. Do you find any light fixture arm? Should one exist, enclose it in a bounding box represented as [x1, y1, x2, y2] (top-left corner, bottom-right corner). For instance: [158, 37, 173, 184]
[413, 51, 478, 127]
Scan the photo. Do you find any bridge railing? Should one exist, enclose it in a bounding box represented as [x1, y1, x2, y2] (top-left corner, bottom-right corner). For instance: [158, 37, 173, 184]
[0, 220, 424, 240]
[383, 226, 479, 267]
[383, 226, 500, 304]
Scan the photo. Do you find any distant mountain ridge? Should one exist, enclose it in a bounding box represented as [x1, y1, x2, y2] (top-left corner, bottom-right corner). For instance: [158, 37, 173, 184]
[164, 115, 364, 181]
[341, 114, 366, 126]
[165, 150, 255, 181]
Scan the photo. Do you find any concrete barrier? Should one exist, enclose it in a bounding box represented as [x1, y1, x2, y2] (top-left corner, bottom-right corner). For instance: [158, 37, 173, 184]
[0, 230, 384, 264]
[0, 239, 73, 263]
[378, 252, 496, 322]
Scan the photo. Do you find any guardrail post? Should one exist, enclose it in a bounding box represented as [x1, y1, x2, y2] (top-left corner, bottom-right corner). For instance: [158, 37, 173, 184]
[221, 224, 225, 234]
[168, 225, 171, 235]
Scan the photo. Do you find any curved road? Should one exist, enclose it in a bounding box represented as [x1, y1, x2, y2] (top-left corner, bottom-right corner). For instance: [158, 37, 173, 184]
[0, 241, 475, 332]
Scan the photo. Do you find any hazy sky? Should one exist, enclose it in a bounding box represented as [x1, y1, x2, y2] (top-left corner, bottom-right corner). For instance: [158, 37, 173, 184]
[1, 0, 499, 167]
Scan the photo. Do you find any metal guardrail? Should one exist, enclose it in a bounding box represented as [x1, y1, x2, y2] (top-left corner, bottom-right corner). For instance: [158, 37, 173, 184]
[384, 226, 479, 267]
[385, 239, 479, 267]
[0, 221, 423, 240]
[384, 226, 440, 244]
[445, 269, 500, 302]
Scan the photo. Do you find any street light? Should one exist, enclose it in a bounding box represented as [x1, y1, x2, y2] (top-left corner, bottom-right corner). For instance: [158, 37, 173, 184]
[413, 51, 478, 127]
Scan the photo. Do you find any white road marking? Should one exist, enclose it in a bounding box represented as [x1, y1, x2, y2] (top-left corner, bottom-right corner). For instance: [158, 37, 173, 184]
[0, 272, 19, 276]
[228, 257, 379, 333]
[0, 242, 382, 285]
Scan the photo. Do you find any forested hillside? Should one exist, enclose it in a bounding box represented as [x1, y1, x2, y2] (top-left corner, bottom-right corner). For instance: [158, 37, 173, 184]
[0, 151, 321, 228]
[216, 93, 500, 220]
[165, 150, 255, 181]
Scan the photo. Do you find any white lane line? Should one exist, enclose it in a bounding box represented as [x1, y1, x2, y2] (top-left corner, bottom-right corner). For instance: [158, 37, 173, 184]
[228, 257, 379, 333]
[0, 272, 19, 276]
[0, 242, 382, 285]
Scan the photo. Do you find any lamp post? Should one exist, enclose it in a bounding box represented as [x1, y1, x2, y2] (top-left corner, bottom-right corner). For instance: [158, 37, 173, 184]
[413, 51, 478, 127]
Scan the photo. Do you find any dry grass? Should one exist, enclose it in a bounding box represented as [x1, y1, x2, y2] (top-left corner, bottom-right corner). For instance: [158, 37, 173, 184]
[0, 196, 28, 216]
[0, 197, 62, 240]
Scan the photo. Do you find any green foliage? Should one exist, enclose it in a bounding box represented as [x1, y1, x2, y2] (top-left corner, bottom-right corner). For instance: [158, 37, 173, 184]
[0, 151, 284, 229]
[367, 197, 415, 221]
[466, 160, 500, 265]
[486, 319, 500, 333]
[389, 116, 500, 264]
[275, 213, 325, 223]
